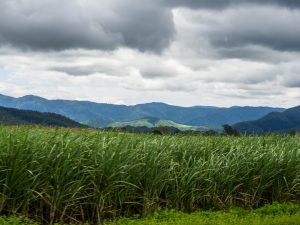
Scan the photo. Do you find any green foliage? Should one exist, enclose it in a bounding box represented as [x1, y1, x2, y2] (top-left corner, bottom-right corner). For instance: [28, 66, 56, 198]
[2, 203, 300, 224]
[223, 124, 239, 136]
[0, 215, 39, 225]
[109, 204, 300, 225]
[0, 126, 300, 224]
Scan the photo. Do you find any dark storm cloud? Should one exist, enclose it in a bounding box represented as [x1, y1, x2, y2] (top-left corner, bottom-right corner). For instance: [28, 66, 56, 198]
[282, 79, 300, 88]
[165, 0, 300, 9]
[164, 0, 231, 9]
[109, 1, 175, 52]
[52, 66, 103, 76]
[139, 65, 179, 79]
[51, 65, 121, 76]
[209, 23, 300, 52]
[216, 46, 294, 63]
[0, 0, 300, 56]
[277, 65, 300, 88]
[0, 0, 174, 52]
[184, 6, 300, 53]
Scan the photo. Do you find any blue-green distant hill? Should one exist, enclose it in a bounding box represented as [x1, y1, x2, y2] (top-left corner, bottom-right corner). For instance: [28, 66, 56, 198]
[0, 94, 284, 129]
[233, 105, 300, 134]
[0, 105, 85, 128]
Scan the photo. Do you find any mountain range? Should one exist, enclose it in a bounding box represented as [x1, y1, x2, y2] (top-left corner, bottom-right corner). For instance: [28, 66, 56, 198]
[0, 94, 284, 129]
[0, 105, 85, 128]
[233, 105, 300, 134]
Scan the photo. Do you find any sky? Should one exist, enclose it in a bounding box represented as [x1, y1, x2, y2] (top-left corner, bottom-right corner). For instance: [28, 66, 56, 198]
[0, 0, 300, 107]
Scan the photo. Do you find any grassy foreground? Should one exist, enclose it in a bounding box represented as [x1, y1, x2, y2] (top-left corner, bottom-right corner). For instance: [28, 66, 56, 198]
[0, 126, 300, 224]
[1, 203, 300, 225]
[109, 203, 300, 225]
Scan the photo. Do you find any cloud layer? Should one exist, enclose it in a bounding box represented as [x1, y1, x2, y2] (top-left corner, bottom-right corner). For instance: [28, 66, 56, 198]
[0, 0, 174, 52]
[0, 0, 300, 107]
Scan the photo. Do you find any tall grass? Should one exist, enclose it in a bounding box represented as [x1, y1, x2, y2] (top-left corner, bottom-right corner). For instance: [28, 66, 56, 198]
[0, 126, 299, 224]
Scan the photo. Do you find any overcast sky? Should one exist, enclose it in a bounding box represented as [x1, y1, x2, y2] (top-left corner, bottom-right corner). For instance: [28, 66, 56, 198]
[0, 0, 299, 107]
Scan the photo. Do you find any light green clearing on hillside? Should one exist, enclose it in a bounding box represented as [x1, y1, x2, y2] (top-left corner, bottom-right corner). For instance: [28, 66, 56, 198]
[109, 119, 154, 128]
[108, 119, 210, 131]
[156, 119, 197, 130]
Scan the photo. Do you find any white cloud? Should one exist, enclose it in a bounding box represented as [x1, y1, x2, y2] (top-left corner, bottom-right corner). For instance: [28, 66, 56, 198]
[0, 1, 300, 108]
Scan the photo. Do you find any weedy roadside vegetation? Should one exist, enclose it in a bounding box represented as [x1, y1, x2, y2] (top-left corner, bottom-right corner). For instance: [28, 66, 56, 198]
[108, 202, 300, 225]
[0, 125, 300, 224]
